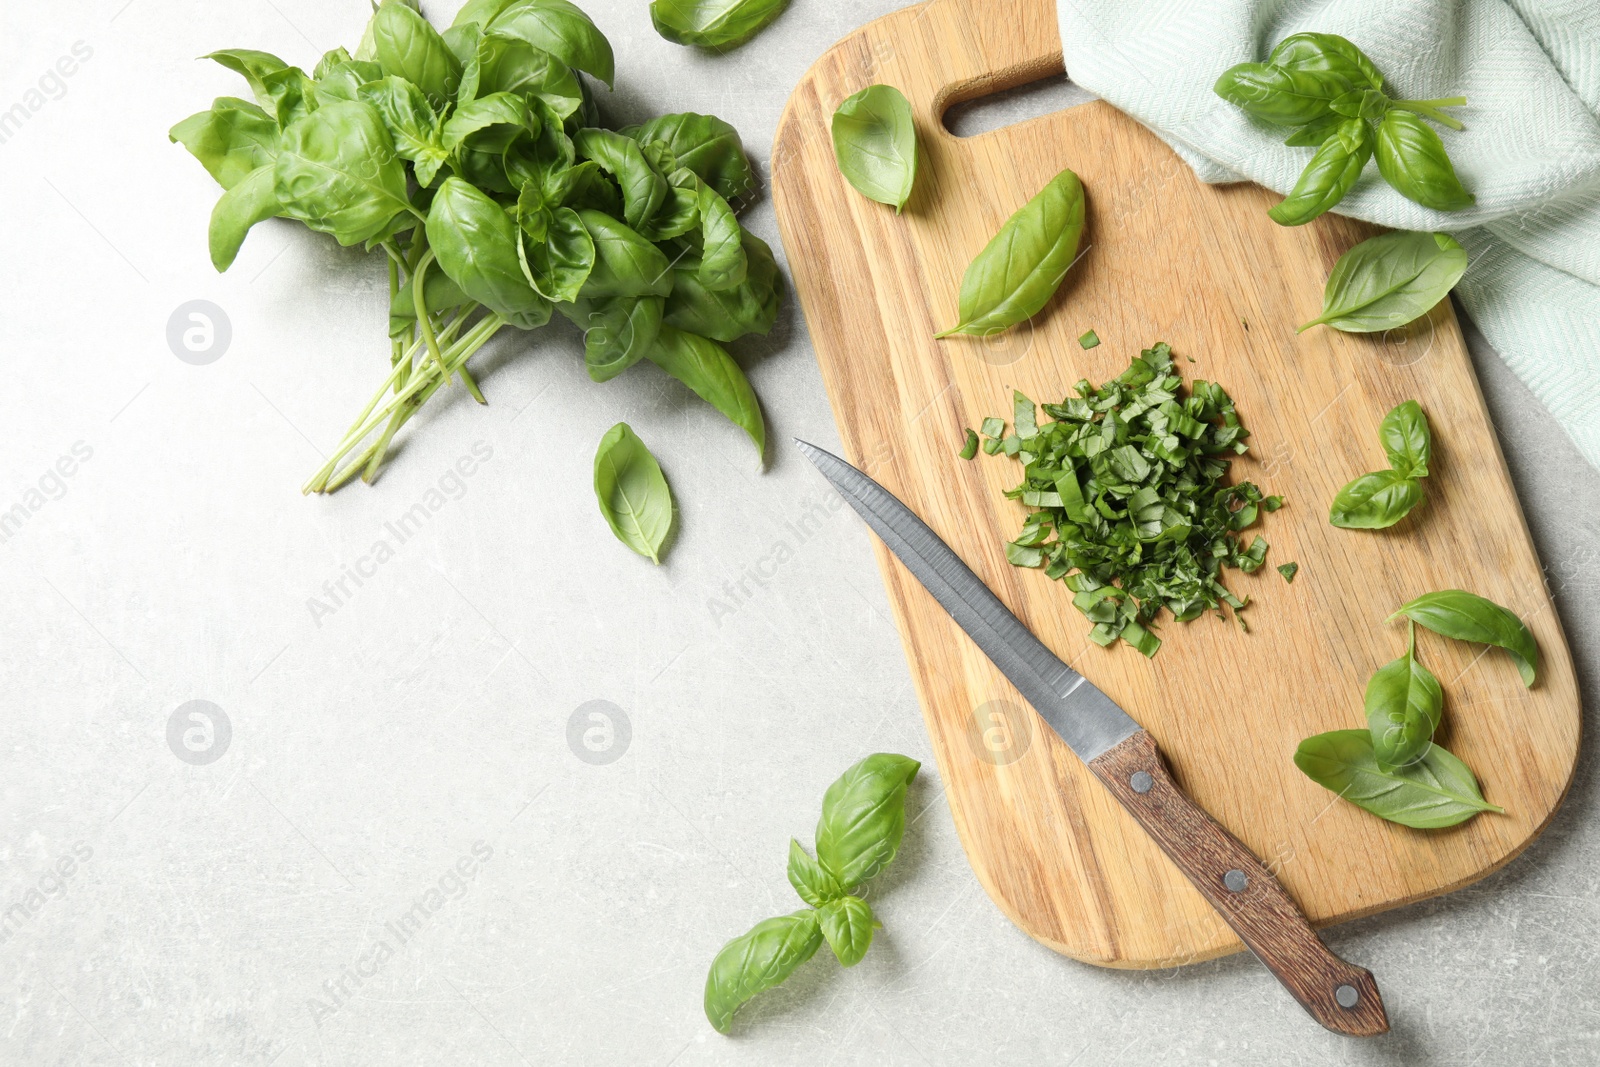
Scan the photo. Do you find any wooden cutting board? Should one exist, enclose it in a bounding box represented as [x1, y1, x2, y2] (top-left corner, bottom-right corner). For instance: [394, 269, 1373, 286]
[770, 0, 1581, 967]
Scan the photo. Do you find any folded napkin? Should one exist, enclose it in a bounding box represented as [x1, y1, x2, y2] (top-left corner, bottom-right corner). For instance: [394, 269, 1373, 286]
[1057, 0, 1600, 470]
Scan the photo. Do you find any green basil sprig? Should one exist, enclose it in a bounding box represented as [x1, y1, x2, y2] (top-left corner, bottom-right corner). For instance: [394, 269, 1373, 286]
[1392, 590, 1539, 688]
[831, 85, 919, 213]
[593, 422, 674, 563]
[651, 0, 790, 50]
[1301, 231, 1468, 334]
[1294, 729, 1502, 829]
[936, 168, 1086, 339]
[1365, 621, 1443, 767]
[705, 754, 920, 1033]
[1329, 400, 1432, 529]
[1214, 32, 1472, 223]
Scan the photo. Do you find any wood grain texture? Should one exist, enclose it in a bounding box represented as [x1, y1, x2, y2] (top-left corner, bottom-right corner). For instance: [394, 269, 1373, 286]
[769, 0, 1583, 968]
[1089, 732, 1388, 1035]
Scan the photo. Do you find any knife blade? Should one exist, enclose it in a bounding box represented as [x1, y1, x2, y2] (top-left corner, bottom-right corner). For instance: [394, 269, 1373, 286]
[797, 439, 1389, 1037]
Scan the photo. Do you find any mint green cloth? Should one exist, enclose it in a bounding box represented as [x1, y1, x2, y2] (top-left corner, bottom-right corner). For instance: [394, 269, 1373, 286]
[1057, 0, 1600, 470]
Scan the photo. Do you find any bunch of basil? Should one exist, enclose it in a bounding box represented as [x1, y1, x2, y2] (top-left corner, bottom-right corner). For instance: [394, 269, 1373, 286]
[1216, 32, 1472, 225]
[171, 0, 777, 494]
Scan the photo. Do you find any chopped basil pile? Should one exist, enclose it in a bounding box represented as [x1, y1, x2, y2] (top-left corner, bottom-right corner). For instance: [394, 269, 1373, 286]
[966, 343, 1279, 657]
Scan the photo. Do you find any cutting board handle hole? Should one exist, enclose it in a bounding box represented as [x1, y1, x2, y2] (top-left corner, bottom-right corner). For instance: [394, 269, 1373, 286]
[941, 73, 1096, 138]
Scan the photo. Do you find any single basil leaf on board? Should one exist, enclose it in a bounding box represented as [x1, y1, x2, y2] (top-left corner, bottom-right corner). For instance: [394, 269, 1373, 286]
[1376, 109, 1474, 212]
[169, 98, 281, 190]
[1392, 590, 1540, 688]
[703, 910, 822, 1034]
[1294, 729, 1501, 829]
[485, 0, 615, 87]
[831, 84, 918, 212]
[208, 164, 281, 271]
[785, 840, 842, 908]
[651, 0, 791, 51]
[1379, 400, 1431, 478]
[1328, 469, 1424, 529]
[1365, 623, 1444, 768]
[1267, 32, 1384, 91]
[359, 77, 449, 186]
[371, 0, 462, 105]
[646, 326, 766, 458]
[426, 177, 551, 329]
[1299, 230, 1468, 333]
[630, 112, 755, 203]
[814, 753, 920, 890]
[817, 895, 877, 967]
[593, 422, 674, 563]
[1268, 117, 1371, 226]
[273, 101, 412, 246]
[936, 168, 1086, 339]
[1212, 62, 1353, 126]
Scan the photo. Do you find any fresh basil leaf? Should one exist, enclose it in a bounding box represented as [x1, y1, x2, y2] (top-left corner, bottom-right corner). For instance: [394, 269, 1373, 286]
[647, 326, 765, 457]
[1392, 590, 1539, 688]
[467, 32, 585, 119]
[517, 199, 595, 303]
[370, 0, 462, 105]
[452, 0, 518, 28]
[575, 128, 669, 232]
[817, 895, 877, 967]
[442, 91, 538, 152]
[593, 422, 674, 563]
[484, 0, 614, 87]
[170, 97, 281, 190]
[313, 59, 386, 106]
[703, 910, 822, 1034]
[1330, 87, 1391, 121]
[208, 164, 281, 271]
[1294, 729, 1502, 829]
[1213, 62, 1353, 126]
[651, 0, 791, 51]
[814, 753, 920, 890]
[696, 182, 748, 290]
[569, 295, 663, 382]
[630, 112, 755, 203]
[1298, 230, 1468, 334]
[786, 839, 842, 907]
[1268, 117, 1371, 226]
[203, 49, 294, 116]
[359, 77, 449, 186]
[1277, 561, 1298, 582]
[831, 84, 918, 212]
[1375, 109, 1475, 211]
[663, 229, 780, 341]
[1365, 623, 1443, 767]
[1378, 400, 1431, 478]
[426, 176, 550, 329]
[936, 168, 1086, 338]
[1328, 469, 1424, 529]
[1282, 113, 1342, 147]
[577, 209, 674, 299]
[273, 101, 411, 246]
[640, 167, 703, 243]
[258, 66, 318, 129]
[1267, 32, 1384, 91]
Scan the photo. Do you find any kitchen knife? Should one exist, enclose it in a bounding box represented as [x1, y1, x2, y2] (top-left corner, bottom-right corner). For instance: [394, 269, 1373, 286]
[796, 439, 1388, 1037]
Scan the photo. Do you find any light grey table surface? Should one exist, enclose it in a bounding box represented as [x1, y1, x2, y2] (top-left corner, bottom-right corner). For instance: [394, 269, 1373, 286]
[2, 2, 1596, 1064]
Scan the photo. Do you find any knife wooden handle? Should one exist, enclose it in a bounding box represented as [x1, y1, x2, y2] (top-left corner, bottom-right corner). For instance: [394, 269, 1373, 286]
[1088, 730, 1389, 1037]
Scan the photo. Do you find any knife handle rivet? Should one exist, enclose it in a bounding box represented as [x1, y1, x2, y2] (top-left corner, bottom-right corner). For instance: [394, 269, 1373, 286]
[1223, 868, 1249, 893]
[1129, 771, 1154, 794]
[1335, 984, 1360, 1009]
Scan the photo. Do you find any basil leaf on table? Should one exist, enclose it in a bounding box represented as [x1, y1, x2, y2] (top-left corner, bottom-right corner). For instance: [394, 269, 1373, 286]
[484, 0, 616, 87]
[1298, 230, 1468, 334]
[273, 101, 412, 246]
[1376, 110, 1475, 212]
[786, 839, 843, 908]
[1268, 117, 1372, 226]
[646, 326, 766, 458]
[1328, 469, 1424, 529]
[831, 85, 918, 212]
[208, 165, 282, 271]
[169, 98, 280, 190]
[592, 422, 674, 563]
[370, 0, 463, 104]
[1213, 62, 1353, 126]
[650, 0, 791, 50]
[703, 910, 823, 1034]
[1365, 622, 1444, 768]
[817, 895, 878, 968]
[1392, 590, 1540, 688]
[936, 168, 1086, 339]
[1294, 729, 1502, 829]
[1379, 399, 1431, 477]
[629, 112, 755, 203]
[426, 176, 551, 328]
[814, 753, 920, 889]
